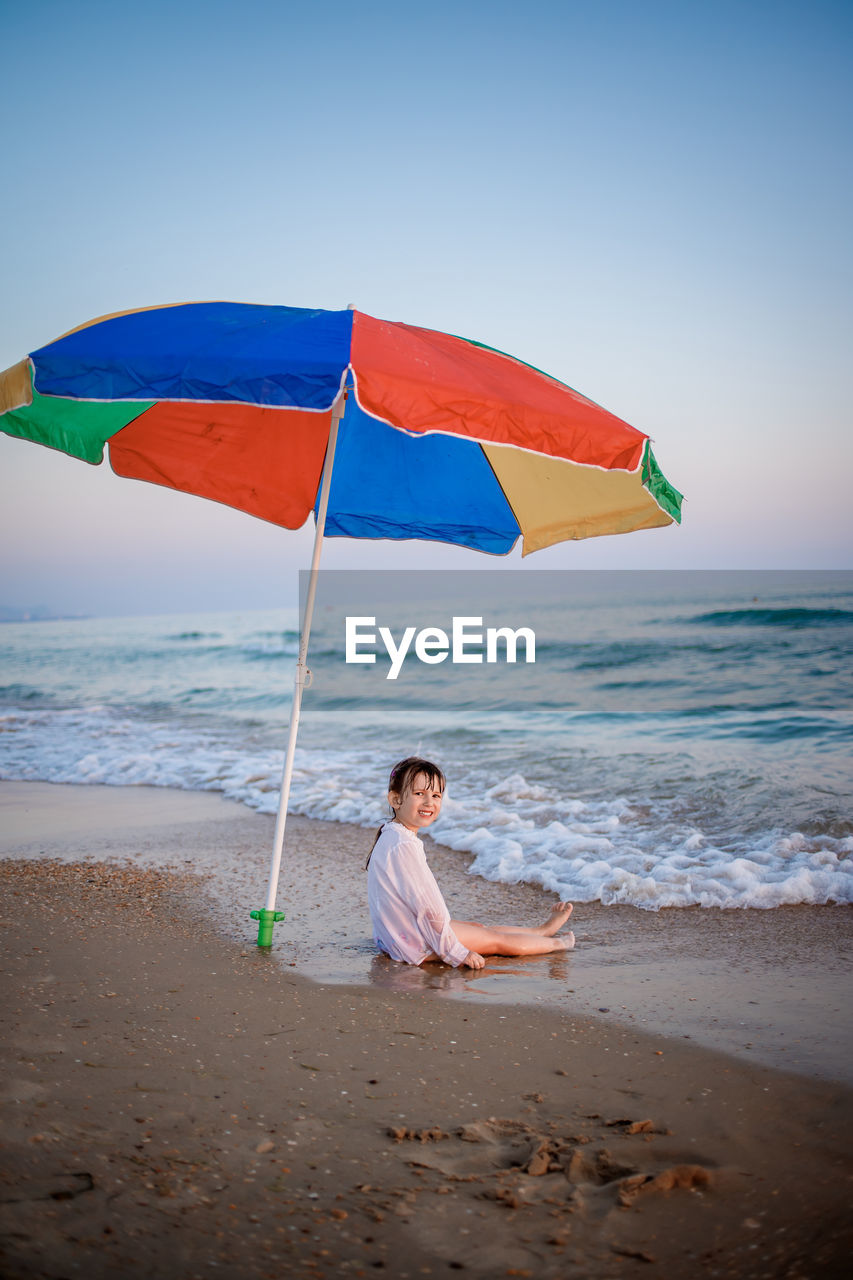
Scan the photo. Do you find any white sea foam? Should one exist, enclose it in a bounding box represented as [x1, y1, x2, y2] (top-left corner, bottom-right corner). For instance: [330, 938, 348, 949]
[2, 705, 850, 910]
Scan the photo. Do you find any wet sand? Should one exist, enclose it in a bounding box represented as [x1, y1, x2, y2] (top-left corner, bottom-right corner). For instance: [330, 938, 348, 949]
[3, 782, 850, 1083]
[1, 781, 851, 1277]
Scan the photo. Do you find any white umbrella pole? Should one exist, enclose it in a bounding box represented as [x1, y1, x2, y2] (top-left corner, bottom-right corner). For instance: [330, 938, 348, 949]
[252, 390, 346, 946]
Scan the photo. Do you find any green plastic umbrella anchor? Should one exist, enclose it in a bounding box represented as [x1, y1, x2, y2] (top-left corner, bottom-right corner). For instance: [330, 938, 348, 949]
[250, 908, 286, 948]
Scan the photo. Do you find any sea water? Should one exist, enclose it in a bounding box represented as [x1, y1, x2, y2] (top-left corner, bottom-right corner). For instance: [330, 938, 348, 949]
[1, 570, 850, 910]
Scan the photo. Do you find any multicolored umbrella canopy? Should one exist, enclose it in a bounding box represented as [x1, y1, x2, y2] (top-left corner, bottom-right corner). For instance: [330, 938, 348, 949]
[0, 302, 682, 554]
[0, 300, 683, 945]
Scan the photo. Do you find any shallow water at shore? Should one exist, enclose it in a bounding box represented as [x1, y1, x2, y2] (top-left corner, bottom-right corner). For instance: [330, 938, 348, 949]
[2, 781, 850, 1085]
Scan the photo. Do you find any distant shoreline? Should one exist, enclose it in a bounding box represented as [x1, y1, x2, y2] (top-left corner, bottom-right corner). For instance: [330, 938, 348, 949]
[0, 608, 92, 623]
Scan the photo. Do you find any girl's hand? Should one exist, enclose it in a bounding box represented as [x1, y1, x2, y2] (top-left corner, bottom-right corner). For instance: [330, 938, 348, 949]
[463, 950, 485, 969]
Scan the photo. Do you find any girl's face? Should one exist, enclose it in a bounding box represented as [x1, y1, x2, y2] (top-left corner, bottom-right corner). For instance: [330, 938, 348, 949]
[389, 772, 443, 834]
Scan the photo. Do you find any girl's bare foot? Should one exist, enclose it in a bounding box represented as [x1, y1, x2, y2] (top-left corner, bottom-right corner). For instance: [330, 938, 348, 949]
[550, 931, 575, 951]
[541, 901, 573, 936]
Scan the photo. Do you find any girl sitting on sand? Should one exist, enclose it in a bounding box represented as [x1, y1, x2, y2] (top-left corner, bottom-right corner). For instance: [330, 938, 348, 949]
[366, 756, 574, 969]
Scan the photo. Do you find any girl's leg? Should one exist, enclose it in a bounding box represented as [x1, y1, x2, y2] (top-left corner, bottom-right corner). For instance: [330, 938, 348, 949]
[451, 920, 574, 957]
[491, 902, 573, 938]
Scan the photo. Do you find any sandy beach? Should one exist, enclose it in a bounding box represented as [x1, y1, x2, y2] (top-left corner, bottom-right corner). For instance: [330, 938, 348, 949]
[1, 782, 851, 1277]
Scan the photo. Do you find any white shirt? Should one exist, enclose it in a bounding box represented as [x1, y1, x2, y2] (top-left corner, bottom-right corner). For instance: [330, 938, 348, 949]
[367, 821, 469, 967]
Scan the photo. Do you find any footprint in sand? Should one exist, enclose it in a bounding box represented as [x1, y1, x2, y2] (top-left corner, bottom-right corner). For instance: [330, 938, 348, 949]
[388, 1114, 715, 1217]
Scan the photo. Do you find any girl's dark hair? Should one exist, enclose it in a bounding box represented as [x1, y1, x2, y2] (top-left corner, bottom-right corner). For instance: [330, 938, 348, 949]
[387, 756, 446, 801]
[365, 757, 446, 869]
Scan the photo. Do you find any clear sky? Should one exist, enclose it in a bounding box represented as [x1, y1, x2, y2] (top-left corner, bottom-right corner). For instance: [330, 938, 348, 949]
[2, 0, 851, 616]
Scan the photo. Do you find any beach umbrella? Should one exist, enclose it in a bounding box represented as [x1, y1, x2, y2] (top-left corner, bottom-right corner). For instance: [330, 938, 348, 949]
[0, 301, 683, 945]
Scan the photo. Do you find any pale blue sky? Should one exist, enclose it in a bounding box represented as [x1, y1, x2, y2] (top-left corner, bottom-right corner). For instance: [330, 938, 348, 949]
[2, 0, 851, 614]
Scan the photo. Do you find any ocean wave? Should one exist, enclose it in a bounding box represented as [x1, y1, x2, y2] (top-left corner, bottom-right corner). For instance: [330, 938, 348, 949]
[686, 607, 853, 629]
[2, 706, 850, 911]
[165, 630, 225, 641]
[0, 684, 55, 704]
[161, 629, 304, 661]
[239, 642, 301, 660]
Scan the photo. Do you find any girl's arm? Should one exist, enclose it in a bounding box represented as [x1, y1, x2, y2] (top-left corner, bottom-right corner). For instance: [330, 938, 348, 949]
[415, 903, 471, 967]
[398, 845, 470, 967]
